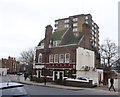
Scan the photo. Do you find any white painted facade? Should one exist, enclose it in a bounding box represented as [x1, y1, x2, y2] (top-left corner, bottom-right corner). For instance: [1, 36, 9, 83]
[76, 47, 95, 70]
[0, 68, 7, 76]
[76, 47, 103, 85]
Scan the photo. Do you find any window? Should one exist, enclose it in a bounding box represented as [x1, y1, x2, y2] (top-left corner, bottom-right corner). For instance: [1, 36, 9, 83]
[64, 24, 69, 28]
[38, 53, 42, 63]
[54, 54, 58, 63]
[53, 41, 57, 47]
[53, 40, 61, 47]
[55, 21, 58, 25]
[65, 53, 70, 63]
[64, 19, 69, 23]
[95, 38, 97, 42]
[49, 54, 53, 63]
[85, 16, 88, 20]
[85, 21, 88, 24]
[94, 24, 97, 28]
[73, 23, 77, 27]
[59, 54, 64, 63]
[55, 26, 58, 29]
[73, 28, 78, 32]
[92, 31, 94, 35]
[73, 18, 78, 22]
[95, 43, 97, 47]
[40, 43, 44, 48]
[94, 34, 96, 38]
[74, 32, 78, 37]
[95, 29, 97, 33]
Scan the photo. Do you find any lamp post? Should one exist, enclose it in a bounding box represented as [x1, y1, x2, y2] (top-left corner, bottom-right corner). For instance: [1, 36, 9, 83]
[43, 67, 46, 85]
[43, 49, 49, 85]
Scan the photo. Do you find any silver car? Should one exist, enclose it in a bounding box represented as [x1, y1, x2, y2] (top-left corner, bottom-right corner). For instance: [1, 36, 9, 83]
[0, 82, 31, 97]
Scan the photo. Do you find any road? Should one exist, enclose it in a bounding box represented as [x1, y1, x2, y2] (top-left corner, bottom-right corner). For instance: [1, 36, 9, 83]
[23, 84, 118, 96]
[1, 75, 118, 96]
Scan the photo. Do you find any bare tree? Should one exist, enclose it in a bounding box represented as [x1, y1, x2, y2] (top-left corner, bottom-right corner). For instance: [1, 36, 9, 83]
[100, 39, 118, 69]
[18, 48, 34, 74]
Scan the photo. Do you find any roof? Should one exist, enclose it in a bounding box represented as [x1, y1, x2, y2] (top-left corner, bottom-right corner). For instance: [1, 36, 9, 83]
[52, 29, 67, 41]
[38, 39, 45, 46]
[66, 32, 83, 44]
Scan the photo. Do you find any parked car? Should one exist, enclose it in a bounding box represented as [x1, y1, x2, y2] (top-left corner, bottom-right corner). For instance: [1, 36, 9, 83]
[17, 72, 23, 76]
[66, 77, 97, 87]
[0, 82, 31, 97]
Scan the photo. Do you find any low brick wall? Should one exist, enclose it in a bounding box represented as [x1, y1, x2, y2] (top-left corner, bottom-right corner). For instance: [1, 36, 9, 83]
[31, 76, 52, 83]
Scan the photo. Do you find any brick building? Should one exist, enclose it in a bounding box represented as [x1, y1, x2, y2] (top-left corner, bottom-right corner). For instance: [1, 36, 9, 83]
[33, 14, 100, 81]
[2, 56, 21, 74]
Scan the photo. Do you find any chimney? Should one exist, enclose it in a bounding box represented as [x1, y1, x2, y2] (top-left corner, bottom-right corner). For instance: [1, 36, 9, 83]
[44, 25, 53, 48]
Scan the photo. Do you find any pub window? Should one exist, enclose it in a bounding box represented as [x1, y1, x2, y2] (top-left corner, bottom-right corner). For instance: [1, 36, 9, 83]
[65, 53, 70, 63]
[38, 53, 42, 63]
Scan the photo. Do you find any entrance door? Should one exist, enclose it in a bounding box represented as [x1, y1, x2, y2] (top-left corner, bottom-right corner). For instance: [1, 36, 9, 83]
[60, 72, 63, 80]
[55, 71, 57, 80]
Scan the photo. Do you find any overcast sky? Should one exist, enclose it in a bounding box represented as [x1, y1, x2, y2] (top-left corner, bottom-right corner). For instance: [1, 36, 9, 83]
[0, 0, 119, 59]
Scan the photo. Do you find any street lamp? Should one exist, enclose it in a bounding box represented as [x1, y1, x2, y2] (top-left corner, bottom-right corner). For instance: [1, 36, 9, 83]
[44, 68, 46, 85]
[43, 49, 49, 85]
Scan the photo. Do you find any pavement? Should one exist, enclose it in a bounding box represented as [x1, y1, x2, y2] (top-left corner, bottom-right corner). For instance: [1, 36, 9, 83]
[10, 75, 119, 95]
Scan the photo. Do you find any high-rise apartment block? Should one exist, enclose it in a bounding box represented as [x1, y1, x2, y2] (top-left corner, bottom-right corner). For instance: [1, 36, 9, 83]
[55, 14, 99, 50]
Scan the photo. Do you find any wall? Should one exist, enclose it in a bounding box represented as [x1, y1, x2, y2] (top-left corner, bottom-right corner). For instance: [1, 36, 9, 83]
[2, 56, 20, 74]
[76, 70, 103, 85]
[0, 68, 7, 76]
[76, 47, 103, 85]
[76, 47, 95, 70]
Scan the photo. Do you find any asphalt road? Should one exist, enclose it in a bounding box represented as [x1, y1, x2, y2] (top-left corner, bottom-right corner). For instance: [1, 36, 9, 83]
[23, 84, 118, 96]
[1, 75, 118, 96]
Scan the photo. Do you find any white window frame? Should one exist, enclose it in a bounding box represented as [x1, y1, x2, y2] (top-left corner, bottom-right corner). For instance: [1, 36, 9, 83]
[55, 26, 58, 29]
[95, 29, 97, 33]
[38, 53, 42, 63]
[40, 43, 44, 48]
[65, 53, 70, 63]
[94, 24, 97, 28]
[73, 18, 78, 22]
[73, 28, 78, 32]
[64, 19, 69, 23]
[92, 31, 94, 35]
[64, 24, 69, 28]
[73, 23, 77, 27]
[53, 41, 57, 47]
[49, 54, 53, 63]
[85, 21, 88, 24]
[95, 43, 97, 47]
[54, 54, 59, 63]
[55, 21, 58, 25]
[85, 16, 88, 20]
[53, 40, 61, 47]
[74, 32, 78, 37]
[59, 54, 64, 63]
[92, 26, 94, 30]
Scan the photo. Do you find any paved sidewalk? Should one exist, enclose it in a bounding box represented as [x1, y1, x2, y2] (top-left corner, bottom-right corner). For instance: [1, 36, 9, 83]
[10, 75, 118, 94]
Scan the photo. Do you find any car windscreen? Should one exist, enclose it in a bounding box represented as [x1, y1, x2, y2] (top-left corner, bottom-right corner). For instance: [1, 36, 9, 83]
[1, 86, 27, 96]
